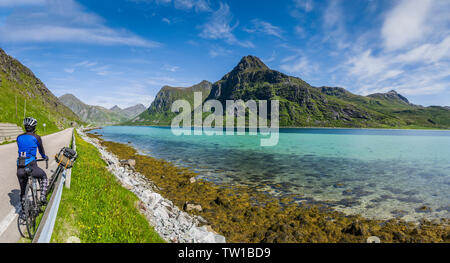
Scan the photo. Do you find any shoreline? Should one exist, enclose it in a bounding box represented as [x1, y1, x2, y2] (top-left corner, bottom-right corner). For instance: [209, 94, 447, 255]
[116, 124, 450, 132]
[83, 128, 449, 243]
[78, 128, 226, 243]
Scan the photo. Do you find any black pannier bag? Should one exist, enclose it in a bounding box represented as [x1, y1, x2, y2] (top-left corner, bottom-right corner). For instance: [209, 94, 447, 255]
[55, 147, 78, 168]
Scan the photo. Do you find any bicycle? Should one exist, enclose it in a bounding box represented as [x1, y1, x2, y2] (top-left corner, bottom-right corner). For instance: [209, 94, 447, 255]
[18, 147, 77, 239]
[19, 158, 48, 239]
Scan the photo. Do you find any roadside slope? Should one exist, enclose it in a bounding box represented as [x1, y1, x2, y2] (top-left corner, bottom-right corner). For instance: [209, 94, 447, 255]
[0, 48, 83, 134]
[52, 131, 164, 243]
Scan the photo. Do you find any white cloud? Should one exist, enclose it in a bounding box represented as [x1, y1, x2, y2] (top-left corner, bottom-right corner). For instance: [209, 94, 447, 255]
[129, 0, 211, 12]
[163, 64, 180, 72]
[0, 0, 159, 47]
[162, 17, 171, 24]
[64, 68, 74, 73]
[75, 61, 97, 67]
[199, 2, 254, 48]
[340, 0, 450, 99]
[396, 36, 450, 64]
[382, 0, 433, 50]
[0, 0, 45, 7]
[279, 55, 318, 78]
[293, 0, 313, 12]
[346, 42, 450, 97]
[173, 0, 211, 12]
[243, 19, 283, 39]
[208, 46, 232, 58]
[322, 0, 350, 49]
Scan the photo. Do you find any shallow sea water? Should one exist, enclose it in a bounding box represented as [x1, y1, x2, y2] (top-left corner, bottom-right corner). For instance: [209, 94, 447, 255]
[93, 126, 450, 222]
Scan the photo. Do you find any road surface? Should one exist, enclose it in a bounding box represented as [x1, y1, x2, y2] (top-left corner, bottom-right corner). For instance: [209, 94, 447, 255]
[0, 128, 73, 242]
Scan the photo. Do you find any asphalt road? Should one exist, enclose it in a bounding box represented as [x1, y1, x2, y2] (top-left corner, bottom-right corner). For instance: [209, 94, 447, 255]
[0, 128, 73, 243]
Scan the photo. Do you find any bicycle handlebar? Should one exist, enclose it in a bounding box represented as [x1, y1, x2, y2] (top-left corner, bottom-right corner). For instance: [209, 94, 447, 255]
[36, 158, 49, 169]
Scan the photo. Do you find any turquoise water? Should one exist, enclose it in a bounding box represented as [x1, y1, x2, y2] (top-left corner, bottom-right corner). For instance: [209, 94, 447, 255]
[93, 126, 450, 221]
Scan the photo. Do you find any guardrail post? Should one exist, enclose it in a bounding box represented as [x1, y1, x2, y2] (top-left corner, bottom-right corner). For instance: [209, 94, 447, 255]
[65, 129, 75, 189]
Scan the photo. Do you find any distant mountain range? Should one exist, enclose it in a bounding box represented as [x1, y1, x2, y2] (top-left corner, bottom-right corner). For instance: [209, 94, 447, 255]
[110, 104, 146, 119]
[59, 94, 146, 124]
[129, 55, 450, 129]
[0, 48, 82, 133]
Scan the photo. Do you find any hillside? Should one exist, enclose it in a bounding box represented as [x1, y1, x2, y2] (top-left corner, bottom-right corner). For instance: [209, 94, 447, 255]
[0, 48, 82, 134]
[131, 55, 450, 129]
[59, 94, 130, 125]
[128, 80, 212, 125]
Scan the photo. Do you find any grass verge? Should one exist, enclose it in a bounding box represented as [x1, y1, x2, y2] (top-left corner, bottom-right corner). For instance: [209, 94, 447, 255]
[51, 131, 165, 243]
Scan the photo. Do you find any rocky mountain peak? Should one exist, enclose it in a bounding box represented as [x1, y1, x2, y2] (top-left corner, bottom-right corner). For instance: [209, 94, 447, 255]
[368, 90, 409, 104]
[232, 55, 269, 73]
[110, 105, 122, 111]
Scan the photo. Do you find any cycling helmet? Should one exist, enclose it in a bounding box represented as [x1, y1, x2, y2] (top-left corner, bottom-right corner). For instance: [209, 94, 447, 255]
[23, 117, 37, 132]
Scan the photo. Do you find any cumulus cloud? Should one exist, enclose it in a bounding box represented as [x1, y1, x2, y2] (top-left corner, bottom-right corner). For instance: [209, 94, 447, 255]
[0, 0, 159, 47]
[324, 0, 449, 99]
[382, 0, 433, 50]
[346, 36, 450, 96]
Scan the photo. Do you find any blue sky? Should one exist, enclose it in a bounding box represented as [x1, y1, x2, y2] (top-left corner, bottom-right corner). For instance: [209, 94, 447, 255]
[0, 0, 448, 108]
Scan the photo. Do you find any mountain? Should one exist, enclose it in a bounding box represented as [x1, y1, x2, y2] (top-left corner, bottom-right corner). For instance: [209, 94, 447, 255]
[0, 48, 82, 134]
[109, 104, 146, 119]
[131, 55, 450, 129]
[129, 80, 212, 125]
[59, 94, 128, 124]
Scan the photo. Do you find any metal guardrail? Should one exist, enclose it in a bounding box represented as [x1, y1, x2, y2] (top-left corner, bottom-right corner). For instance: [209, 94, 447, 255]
[32, 129, 75, 243]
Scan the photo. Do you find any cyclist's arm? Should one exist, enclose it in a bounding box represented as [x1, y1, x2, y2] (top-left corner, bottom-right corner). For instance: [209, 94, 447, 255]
[36, 134, 47, 159]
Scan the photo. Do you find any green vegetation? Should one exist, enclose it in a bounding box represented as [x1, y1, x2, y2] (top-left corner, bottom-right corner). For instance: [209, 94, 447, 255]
[51, 131, 164, 243]
[0, 140, 15, 145]
[0, 48, 83, 135]
[131, 55, 450, 129]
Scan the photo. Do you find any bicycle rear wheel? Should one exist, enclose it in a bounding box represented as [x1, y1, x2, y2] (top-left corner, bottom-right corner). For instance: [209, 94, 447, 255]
[23, 180, 38, 239]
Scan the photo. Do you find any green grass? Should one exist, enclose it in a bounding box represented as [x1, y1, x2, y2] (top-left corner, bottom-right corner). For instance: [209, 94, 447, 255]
[51, 131, 165, 243]
[0, 140, 15, 145]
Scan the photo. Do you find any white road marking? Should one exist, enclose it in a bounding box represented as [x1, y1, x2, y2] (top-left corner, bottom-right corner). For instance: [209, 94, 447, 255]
[0, 205, 21, 237]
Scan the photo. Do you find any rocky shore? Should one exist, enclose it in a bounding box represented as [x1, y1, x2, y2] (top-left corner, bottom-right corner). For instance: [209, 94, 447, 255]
[77, 128, 226, 243]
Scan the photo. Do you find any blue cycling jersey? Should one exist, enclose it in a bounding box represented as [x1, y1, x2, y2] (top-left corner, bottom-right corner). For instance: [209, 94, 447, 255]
[16, 132, 47, 166]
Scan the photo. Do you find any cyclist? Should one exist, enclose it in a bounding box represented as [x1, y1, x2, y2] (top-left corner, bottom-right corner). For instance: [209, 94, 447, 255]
[16, 117, 48, 205]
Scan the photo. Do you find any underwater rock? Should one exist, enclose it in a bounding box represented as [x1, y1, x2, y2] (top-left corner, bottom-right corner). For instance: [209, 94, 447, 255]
[333, 183, 345, 188]
[184, 203, 203, 212]
[342, 189, 353, 196]
[416, 206, 432, 213]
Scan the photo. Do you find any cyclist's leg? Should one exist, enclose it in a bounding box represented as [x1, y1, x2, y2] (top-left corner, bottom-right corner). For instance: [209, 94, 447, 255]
[16, 167, 28, 202]
[30, 162, 48, 202]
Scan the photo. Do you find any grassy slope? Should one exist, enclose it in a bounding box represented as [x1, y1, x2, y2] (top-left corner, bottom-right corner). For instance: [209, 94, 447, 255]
[0, 57, 84, 135]
[51, 131, 164, 243]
